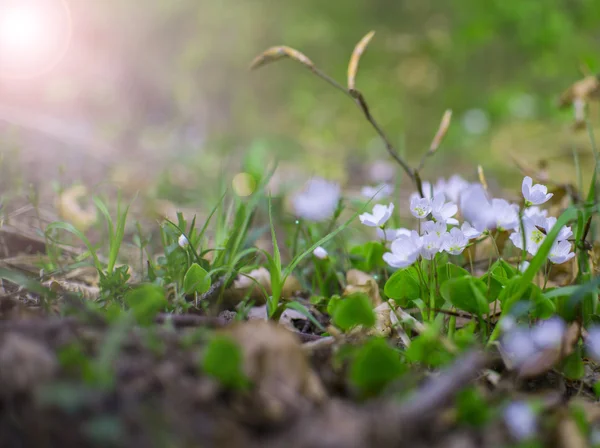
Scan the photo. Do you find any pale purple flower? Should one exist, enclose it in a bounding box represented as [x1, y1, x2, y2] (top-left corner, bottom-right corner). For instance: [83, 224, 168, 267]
[491, 199, 520, 231]
[504, 401, 537, 441]
[313, 246, 328, 259]
[361, 183, 393, 201]
[544, 216, 573, 241]
[524, 206, 547, 220]
[509, 217, 545, 255]
[382, 231, 422, 269]
[293, 178, 341, 222]
[522, 176, 553, 206]
[422, 220, 448, 238]
[501, 327, 537, 366]
[460, 183, 496, 231]
[461, 221, 482, 239]
[410, 181, 440, 202]
[531, 317, 566, 349]
[410, 197, 431, 219]
[420, 233, 443, 260]
[518, 261, 530, 273]
[178, 234, 189, 249]
[442, 227, 468, 255]
[548, 240, 575, 264]
[435, 175, 470, 203]
[585, 326, 600, 362]
[359, 203, 394, 227]
[431, 193, 458, 224]
[377, 227, 411, 242]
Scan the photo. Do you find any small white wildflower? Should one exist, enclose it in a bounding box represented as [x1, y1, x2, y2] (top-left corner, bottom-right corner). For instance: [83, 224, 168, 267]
[178, 234, 189, 249]
[377, 227, 411, 242]
[410, 181, 440, 202]
[522, 176, 553, 206]
[292, 177, 341, 222]
[544, 216, 573, 242]
[504, 401, 537, 441]
[531, 317, 566, 349]
[382, 231, 422, 269]
[431, 193, 458, 224]
[491, 199, 519, 231]
[410, 197, 431, 219]
[518, 261, 530, 273]
[509, 218, 545, 255]
[586, 326, 600, 362]
[361, 183, 393, 201]
[420, 233, 443, 260]
[499, 315, 517, 333]
[461, 221, 482, 239]
[442, 227, 468, 255]
[313, 246, 328, 259]
[435, 175, 470, 203]
[460, 183, 497, 231]
[422, 220, 448, 238]
[359, 203, 394, 227]
[548, 240, 575, 264]
[524, 206, 547, 220]
[501, 328, 537, 367]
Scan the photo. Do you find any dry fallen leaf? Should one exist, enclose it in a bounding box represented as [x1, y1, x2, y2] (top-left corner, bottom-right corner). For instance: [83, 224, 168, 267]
[55, 185, 97, 233]
[221, 320, 325, 425]
[344, 269, 382, 306]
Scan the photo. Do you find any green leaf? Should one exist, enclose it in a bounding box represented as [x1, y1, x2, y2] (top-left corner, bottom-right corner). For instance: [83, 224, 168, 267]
[456, 387, 490, 427]
[440, 276, 488, 317]
[349, 338, 405, 397]
[562, 347, 585, 380]
[332, 293, 376, 332]
[183, 263, 211, 294]
[436, 263, 470, 285]
[124, 284, 167, 325]
[384, 267, 422, 303]
[349, 242, 385, 271]
[202, 335, 249, 390]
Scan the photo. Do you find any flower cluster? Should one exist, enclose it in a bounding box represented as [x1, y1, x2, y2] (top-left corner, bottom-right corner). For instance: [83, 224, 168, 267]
[357, 176, 483, 269]
[293, 177, 341, 222]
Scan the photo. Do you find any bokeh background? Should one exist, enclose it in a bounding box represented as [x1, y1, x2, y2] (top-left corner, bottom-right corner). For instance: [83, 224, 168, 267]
[2, 0, 600, 202]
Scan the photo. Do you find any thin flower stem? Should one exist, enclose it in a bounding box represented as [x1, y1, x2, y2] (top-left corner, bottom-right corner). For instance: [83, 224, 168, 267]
[543, 262, 550, 290]
[429, 259, 436, 322]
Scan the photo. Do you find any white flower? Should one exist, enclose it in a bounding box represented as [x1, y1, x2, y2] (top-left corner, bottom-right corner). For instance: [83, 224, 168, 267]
[377, 227, 411, 242]
[178, 234, 189, 249]
[313, 246, 328, 259]
[460, 183, 496, 231]
[293, 178, 341, 222]
[435, 175, 470, 203]
[548, 240, 575, 264]
[531, 317, 565, 349]
[410, 181, 440, 202]
[504, 401, 537, 441]
[524, 206, 547, 220]
[491, 199, 519, 231]
[442, 227, 468, 255]
[359, 203, 394, 227]
[382, 231, 422, 268]
[501, 328, 537, 367]
[431, 193, 458, 224]
[422, 220, 448, 238]
[461, 221, 482, 239]
[585, 326, 600, 362]
[509, 218, 545, 255]
[499, 316, 517, 333]
[410, 197, 431, 219]
[522, 176, 553, 206]
[420, 233, 443, 260]
[518, 261, 530, 273]
[361, 183, 393, 201]
[544, 216, 573, 241]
